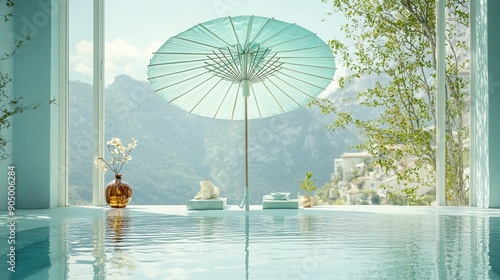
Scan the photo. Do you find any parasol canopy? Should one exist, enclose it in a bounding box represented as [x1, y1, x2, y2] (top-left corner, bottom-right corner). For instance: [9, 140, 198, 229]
[147, 15, 335, 210]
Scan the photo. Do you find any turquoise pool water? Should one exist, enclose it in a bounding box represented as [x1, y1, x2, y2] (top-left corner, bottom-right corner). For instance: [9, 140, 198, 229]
[1, 206, 500, 279]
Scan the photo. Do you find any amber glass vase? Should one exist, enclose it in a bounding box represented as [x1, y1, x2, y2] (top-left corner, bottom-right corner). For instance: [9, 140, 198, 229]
[105, 174, 132, 208]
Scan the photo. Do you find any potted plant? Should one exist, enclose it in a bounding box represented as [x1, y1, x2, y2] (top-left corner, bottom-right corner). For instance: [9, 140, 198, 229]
[299, 172, 317, 207]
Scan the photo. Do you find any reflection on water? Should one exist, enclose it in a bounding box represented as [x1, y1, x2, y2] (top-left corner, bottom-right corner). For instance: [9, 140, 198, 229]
[245, 214, 250, 280]
[198, 216, 225, 239]
[298, 214, 319, 236]
[438, 215, 489, 279]
[106, 209, 136, 278]
[92, 214, 106, 279]
[2, 209, 500, 279]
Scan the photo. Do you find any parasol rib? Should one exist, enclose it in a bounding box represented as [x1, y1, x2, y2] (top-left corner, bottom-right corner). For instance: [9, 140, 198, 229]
[230, 83, 241, 120]
[228, 16, 242, 49]
[243, 16, 254, 47]
[153, 51, 216, 55]
[251, 56, 283, 81]
[214, 83, 236, 119]
[248, 22, 294, 48]
[275, 71, 329, 91]
[173, 36, 222, 50]
[268, 45, 330, 54]
[281, 61, 335, 70]
[250, 85, 263, 119]
[266, 33, 317, 49]
[280, 67, 336, 82]
[267, 75, 315, 104]
[166, 74, 216, 102]
[245, 16, 274, 47]
[197, 22, 237, 48]
[260, 80, 289, 114]
[205, 50, 242, 81]
[247, 45, 264, 78]
[189, 78, 225, 114]
[148, 57, 211, 66]
[148, 65, 209, 81]
[227, 47, 245, 80]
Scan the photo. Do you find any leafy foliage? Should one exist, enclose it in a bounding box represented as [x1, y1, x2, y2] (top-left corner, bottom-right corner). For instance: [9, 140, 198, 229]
[0, 0, 37, 161]
[314, 0, 470, 205]
[1, 0, 14, 23]
[300, 171, 318, 196]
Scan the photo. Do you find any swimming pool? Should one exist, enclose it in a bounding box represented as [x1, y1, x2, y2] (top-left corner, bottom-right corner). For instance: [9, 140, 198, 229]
[1, 205, 500, 279]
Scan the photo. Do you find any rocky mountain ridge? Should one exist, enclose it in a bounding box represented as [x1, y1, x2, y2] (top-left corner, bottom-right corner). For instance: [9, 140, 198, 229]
[68, 75, 359, 205]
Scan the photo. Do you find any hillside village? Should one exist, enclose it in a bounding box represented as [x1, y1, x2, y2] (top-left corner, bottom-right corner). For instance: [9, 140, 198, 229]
[326, 151, 436, 206]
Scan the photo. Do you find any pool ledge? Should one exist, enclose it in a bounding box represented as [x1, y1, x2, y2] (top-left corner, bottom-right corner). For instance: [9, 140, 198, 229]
[5, 204, 500, 215]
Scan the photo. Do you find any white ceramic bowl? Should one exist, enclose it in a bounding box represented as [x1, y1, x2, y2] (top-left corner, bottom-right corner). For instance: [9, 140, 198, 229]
[270, 192, 290, 200]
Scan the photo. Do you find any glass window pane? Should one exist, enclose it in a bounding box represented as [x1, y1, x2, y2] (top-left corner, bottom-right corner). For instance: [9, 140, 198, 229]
[68, 0, 93, 205]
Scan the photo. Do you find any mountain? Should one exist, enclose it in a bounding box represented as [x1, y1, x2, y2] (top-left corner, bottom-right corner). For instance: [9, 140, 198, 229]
[68, 75, 358, 205]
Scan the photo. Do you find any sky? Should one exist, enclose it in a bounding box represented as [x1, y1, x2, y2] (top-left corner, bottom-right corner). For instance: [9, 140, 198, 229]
[68, 0, 346, 94]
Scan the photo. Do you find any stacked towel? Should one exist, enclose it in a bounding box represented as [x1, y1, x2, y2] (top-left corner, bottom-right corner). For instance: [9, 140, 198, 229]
[187, 198, 227, 210]
[262, 195, 298, 209]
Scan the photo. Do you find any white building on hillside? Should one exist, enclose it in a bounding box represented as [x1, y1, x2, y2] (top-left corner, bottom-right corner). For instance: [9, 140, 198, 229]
[338, 151, 372, 180]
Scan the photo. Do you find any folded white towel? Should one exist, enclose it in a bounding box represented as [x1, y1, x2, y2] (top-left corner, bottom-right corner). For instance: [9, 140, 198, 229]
[195, 180, 220, 200]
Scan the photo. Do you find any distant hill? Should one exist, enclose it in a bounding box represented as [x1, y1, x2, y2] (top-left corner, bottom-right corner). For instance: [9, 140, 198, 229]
[68, 75, 359, 205]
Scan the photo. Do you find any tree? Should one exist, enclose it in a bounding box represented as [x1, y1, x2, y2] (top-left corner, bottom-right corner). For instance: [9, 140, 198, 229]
[316, 182, 332, 204]
[0, 0, 37, 160]
[314, 0, 469, 205]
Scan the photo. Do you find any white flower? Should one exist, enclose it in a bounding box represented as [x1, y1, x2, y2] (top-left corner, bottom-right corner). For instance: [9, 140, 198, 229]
[127, 138, 138, 149]
[107, 137, 121, 146]
[94, 156, 109, 173]
[94, 137, 137, 175]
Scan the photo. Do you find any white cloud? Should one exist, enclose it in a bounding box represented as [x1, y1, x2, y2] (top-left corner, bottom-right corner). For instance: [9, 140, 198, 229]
[70, 37, 345, 97]
[69, 38, 163, 86]
[70, 40, 93, 78]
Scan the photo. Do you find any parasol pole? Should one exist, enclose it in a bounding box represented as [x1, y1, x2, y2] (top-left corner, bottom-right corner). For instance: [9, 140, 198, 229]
[244, 95, 249, 211]
[238, 92, 249, 211]
[242, 53, 250, 211]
